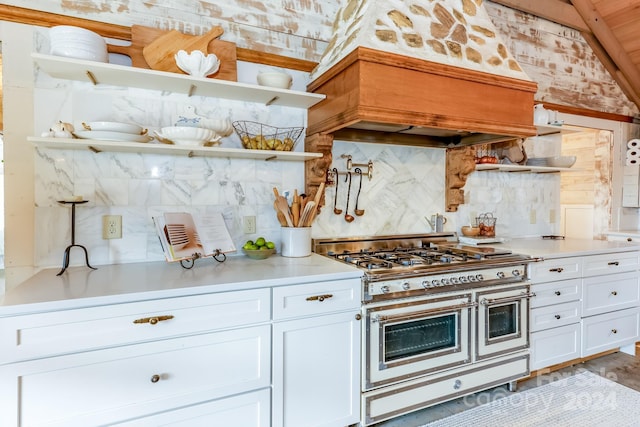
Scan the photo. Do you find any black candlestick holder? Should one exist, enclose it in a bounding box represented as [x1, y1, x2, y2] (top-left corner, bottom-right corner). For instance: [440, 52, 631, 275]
[57, 200, 97, 276]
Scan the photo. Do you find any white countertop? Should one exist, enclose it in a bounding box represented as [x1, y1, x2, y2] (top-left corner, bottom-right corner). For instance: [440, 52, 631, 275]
[499, 237, 640, 259]
[0, 254, 363, 315]
[606, 229, 640, 238]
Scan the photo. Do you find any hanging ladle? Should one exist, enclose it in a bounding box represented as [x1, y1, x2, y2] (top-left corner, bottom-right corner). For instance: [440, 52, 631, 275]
[332, 168, 342, 215]
[354, 167, 365, 216]
[344, 172, 355, 223]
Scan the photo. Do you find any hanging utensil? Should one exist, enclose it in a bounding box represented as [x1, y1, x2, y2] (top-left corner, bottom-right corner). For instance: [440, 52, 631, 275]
[344, 172, 355, 223]
[354, 167, 364, 216]
[332, 168, 342, 214]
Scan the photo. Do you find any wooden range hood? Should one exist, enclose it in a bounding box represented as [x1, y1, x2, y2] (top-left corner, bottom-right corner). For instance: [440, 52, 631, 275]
[304, 46, 538, 211]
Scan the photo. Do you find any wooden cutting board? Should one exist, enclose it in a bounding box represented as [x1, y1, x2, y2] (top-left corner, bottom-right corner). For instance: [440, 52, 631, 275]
[143, 26, 223, 72]
[107, 25, 237, 81]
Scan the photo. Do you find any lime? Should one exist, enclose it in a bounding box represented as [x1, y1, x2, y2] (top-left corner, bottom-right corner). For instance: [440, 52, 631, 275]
[245, 240, 254, 246]
[248, 244, 259, 250]
[259, 246, 270, 250]
[266, 241, 275, 249]
[255, 237, 266, 247]
[242, 242, 253, 250]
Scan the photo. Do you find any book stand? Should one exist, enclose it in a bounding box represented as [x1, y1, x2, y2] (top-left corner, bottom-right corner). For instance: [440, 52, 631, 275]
[179, 249, 227, 269]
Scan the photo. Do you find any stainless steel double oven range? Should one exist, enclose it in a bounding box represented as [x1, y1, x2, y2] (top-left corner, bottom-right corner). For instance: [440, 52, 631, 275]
[313, 233, 537, 426]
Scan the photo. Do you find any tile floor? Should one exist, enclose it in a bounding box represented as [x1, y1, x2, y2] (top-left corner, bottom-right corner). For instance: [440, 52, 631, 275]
[373, 350, 640, 426]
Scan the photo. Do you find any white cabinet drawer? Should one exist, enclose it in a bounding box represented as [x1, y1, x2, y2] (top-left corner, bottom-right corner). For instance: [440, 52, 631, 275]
[113, 388, 271, 427]
[0, 288, 270, 364]
[581, 307, 640, 357]
[530, 323, 581, 371]
[530, 279, 581, 308]
[528, 258, 581, 283]
[530, 301, 581, 332]
[272, 278, 361, 320]
[583, 252, 640, 276]
[0, 325, 271, 427]
[582, 271, 640, 317]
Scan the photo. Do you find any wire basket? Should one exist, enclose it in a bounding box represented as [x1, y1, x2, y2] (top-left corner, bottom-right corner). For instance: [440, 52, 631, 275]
[232, 121, 304, 151]
[476, 213, 497, 237]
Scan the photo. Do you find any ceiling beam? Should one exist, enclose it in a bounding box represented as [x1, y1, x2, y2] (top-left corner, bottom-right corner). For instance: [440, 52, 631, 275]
[488, 0, 590, 32]
[570, 0, 640, 110]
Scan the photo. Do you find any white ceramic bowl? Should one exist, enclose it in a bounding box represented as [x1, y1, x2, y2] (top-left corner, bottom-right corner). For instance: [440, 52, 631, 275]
[155, 126, 221, 146]
[546, 156, 577, 168]
[174, 50, 220, 77]
[49, 26, 108, 62]
[199, 118, 233, 136]
[257, 72, 293, 89]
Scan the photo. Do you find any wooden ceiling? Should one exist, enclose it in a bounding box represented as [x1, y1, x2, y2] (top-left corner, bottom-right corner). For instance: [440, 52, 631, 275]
[491, 0, 640, 113]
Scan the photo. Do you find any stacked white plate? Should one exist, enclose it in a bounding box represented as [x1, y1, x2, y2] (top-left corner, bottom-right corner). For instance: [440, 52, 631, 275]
[526, 158, 549, 166]
[74, 121, 152, 143]
[50, 26, 108, 63]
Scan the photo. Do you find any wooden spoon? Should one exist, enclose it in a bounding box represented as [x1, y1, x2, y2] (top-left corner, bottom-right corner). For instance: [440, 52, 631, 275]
[275, 196, 294, 227]
[299, 201, 316, 227]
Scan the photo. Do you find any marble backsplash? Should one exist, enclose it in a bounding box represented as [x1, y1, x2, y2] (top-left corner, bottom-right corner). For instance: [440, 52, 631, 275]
[33, 52, 560, 269]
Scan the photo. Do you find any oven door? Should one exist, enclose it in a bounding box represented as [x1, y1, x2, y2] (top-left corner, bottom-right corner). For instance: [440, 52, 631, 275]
[365, 292, 475, 390]
[476, 284, 534, 360]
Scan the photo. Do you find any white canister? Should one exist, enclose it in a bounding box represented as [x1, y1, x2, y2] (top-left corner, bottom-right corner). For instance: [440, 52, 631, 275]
[281, 227, 312, 257]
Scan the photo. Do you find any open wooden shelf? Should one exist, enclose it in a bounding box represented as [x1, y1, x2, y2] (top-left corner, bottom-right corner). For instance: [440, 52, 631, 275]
[535, 124, 584, 136]
[29, 137, 323, 162]
[475, 163, 578, 173]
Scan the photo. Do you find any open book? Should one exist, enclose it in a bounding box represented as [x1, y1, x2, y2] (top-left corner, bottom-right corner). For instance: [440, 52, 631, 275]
[153, 212, 236, 262]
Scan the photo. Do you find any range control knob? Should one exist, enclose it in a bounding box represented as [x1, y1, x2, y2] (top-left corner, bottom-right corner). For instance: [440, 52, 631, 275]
[512, 269, 521, 277]
[402, 282, 411, 290]
[450, 277, 460, 284]
[441, 278, 450, 286]
[467, 275, 476, 282]
[459, 276, 468, 283]
[421, 280, 431, 289]
[432, 279, 441, 287]
[381, 285, 390, 294]
[497, 271, 506, 279]
[475, 274, 484, 281]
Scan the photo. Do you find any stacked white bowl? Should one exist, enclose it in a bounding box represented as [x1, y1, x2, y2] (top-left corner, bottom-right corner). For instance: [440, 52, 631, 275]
[49, 25, 108, 63]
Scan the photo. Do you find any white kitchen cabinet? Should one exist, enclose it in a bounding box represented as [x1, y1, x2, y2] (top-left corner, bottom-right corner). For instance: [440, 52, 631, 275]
[622, 165, 640, 207]
[0, 288, 272, 427]
[272, 279, 361, 427]
[31, 53, 325, 162]
[0, 325, 271, 427]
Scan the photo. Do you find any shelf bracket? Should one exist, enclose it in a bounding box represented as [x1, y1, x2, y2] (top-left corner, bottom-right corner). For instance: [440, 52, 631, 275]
[88, 146, 101, 153]
[266, 96, 280, 106]
[85, 71, 98, 85]
[188, 84, 196, 97]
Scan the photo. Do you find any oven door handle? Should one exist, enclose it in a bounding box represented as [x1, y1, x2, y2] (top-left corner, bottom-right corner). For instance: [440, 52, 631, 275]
[373, 302, 478, 323]
[480, 292, 536, 306]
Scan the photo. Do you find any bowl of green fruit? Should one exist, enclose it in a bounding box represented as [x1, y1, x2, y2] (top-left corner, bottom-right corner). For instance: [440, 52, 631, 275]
[242, 236, 277, 260]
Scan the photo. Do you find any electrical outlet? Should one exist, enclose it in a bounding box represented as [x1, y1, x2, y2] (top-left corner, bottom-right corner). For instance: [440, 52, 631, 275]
[529, 210, 536, 224]
[243, 216, 256, 234]
[102, 215, 122, 239]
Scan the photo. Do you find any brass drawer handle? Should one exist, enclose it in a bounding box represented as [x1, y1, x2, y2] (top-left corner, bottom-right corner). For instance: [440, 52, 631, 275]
[306, 294, 333, 302]
[151, 374, 161, 383]
[608, 261, 620, 266]
[555, 291, 561, 296]
[611, 329, 618, 334]
[133, 315, 174, 325]
[611, 291, 618, 296]
[549, 267, 564, 273]
[555, 314, 561, 320]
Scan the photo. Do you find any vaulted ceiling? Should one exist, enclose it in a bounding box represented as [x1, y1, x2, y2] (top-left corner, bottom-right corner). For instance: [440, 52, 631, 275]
[491, 0, 640, 113]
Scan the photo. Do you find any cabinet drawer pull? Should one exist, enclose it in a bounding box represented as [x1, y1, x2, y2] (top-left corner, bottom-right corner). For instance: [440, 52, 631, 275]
[555, 291, 561, 296]
[608, 261, 620, 266]
[555, 314, 561, 320]
[549, 267, 564, 273]
[306, 294, 333, 302]
[151, 374, 161, 383]
[133, 315, 174, 325]
[611, 291, 618, 296]
[611, 329, 618, 334]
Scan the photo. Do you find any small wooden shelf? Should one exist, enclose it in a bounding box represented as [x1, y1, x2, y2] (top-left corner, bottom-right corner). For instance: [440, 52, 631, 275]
[475, 163, 578, 173]
[32, 53, 326, 109]
[29, 137, 323, 161]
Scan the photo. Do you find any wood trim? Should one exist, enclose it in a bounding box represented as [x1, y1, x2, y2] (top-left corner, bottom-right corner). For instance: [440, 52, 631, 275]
[489, 0, 590, 32]
[537, 101, 634, 123]
[524, 348, 621, 381]
[0, 4, 318, 72]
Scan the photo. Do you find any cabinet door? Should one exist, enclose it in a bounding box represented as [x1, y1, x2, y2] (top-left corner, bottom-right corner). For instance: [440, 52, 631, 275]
[582, 307, 640, 357]
[530, 278, 581, 308]
[0, 326, 270, 427]
[530, 323, 581, 371]
[113, 388, 271, 427]
[583, 251, 640, 276]
[272, 311, 361, 427]
[528, 257, 581, 283]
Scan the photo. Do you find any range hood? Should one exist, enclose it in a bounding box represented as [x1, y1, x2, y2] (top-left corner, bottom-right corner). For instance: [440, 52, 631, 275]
[306, 0, 538, 147]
